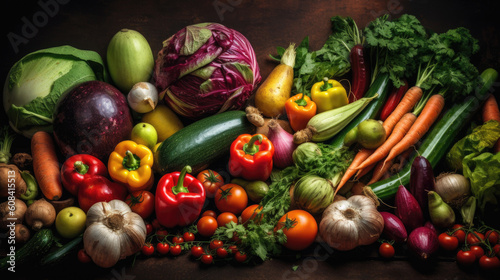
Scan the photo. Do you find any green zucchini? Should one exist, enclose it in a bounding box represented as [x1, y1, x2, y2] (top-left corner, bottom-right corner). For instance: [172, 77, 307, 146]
[370, 68, 499, 201]
[39, 235, 83, 267]
[155, 110, 256, 175]
[0, 228, 54, 271]
[326, 73, 391, 149]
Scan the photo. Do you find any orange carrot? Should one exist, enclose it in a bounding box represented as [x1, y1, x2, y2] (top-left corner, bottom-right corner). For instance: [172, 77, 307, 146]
[367, 157, 394, 185]
[335, 148, 373, 196]
[354, 161, 376, 180]
[384, 94, 445, 164]
[31, 131, 63, 200]
[482, 94, 500, 153]
[382, 86, 423, 136]
[356, 112, 417, 170]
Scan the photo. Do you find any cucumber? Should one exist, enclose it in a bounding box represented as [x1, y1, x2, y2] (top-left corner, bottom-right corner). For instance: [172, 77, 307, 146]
[0, 228, 54, 271]
[40, 235, 83, 267]
[326, 73, 391, 149]
[370, 68, 499, 201]
[155, 110, 256, 175]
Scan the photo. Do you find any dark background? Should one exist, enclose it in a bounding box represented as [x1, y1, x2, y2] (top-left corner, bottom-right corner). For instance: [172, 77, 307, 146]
[1, 0, 500, 279]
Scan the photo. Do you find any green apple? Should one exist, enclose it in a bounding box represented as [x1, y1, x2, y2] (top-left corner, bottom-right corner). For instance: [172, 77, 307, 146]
[55, 206, 87, 239]
[131, 122, 158, 149]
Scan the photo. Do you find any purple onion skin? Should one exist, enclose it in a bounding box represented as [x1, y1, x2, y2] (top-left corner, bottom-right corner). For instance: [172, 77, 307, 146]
[407, 226, 439, 260]
[380, 212, 408, 243]
[395, 185, 424, 232]
[410, 156, 435, 217]
[424, 221, 438, 235]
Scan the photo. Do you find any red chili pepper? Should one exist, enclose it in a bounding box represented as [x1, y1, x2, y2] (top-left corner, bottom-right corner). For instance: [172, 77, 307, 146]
[61, 154, 108, 196]
[349, 44, 370, 103]
[228, 134, 274, 181]
[155, 166, 206, 228]
[379, 79, 409, 121]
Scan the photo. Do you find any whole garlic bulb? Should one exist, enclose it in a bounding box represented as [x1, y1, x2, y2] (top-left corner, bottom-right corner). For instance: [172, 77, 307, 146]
[83, 200, 146, 268]
[127, 82, 158, 113]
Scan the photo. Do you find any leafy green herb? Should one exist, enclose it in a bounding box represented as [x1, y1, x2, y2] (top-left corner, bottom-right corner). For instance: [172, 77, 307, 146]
[292, 265, 299, 271]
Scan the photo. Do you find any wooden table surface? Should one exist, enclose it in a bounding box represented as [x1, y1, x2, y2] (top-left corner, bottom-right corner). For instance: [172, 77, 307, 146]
[1, 0, 500, 279]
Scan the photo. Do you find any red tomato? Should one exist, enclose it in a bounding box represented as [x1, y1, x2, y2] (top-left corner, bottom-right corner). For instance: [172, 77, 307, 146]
[155, 228, 168, 241]
[183, 232, 195, 242]
[214, 184, 248, 215]
[467, 231, 485, 245]
[191, 246, 204, 258]
[451, 224, 466, 243]
[438, 232, 459, 251]
[201, 254, 214, 264]
[126, 190, 155, 219]
[156, 242, 170, 255]
[216, 247, 228, 258]
[234, 251, 247, 262]
[209, 239, 223, 250]
[486, 230, 499, 245]
[197, 169, 224, 198]
[240, 204, 263, 224]
[197, 216, 218, 237]
[170, 244, 182, 256]
[145, 222, 154, 236]
[217, 212, 238, 228]
[228, 245, 238, 254]
[493, 244, 500, 257]
[172, 236, 184, 244]
[456, 250, 476, 266]
[77, 249, 92, 263]
[202, 210, 217, 218]
[470, 245, 485, 259]
[479, 255, 500, 270]
[141, 243, 155, 256]
[152, 219, 161, 229]
[379, 242, 395, 258]
[275, 210, 318, 251]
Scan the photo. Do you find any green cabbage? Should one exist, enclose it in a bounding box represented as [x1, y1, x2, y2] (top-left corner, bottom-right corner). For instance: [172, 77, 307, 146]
[3, 45, 108, 137]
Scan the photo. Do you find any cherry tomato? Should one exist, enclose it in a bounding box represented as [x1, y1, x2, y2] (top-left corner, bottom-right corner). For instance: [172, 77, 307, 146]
[141, 243, 155, 256]
[210, 239, 224, 250]
[197, 169, 224, 198]
[152, 219, 161, 229]
[156, 228, 168, 241]
[479, 255, 500, 270]
[467, 231, 485, 245]
[197, 216, 218, 237]
[486, 230, 499, 245]
[215, 183, 248, 215]
[156, 242, 170, 255]
[201, 254, 214, 264]
[170, 244, 182, 256]
[379, 242, 395, 258]
[235, 251, 247, 262]
[228, 245, 238, 254]
[470, 245, 485, 259]
[217, 212, 238, 228]
[216, 247, 228, 258]
[145, 222, 154, 236]
[275, 210, 318, 251]
[77, 249, 92, 263]
[493, 244, 500, 257]
[451, 224, 466, 243]
[191, 246, 204, 258]
[172, 236, 184, 244]
[183, 232, 195, 242]
[126, 190, 155, 219]
[202, 210, 217, 218]
[456, 250, 476, 266]
[240, 204, 263, 224]
[438, 232, 459, 251]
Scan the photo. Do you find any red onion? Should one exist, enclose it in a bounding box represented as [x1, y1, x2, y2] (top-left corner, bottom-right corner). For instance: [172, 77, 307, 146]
[424, 221, 438, 235]
[380, 212, 407, 243]
[267, 119, 297, 169]
[407, 226, 439, 260]
[395, 185, 424, 232]
[410, 156, 435, 217]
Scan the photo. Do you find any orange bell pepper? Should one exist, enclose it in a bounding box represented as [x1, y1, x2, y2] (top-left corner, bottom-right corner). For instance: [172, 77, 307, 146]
[285, 93, 317, 131]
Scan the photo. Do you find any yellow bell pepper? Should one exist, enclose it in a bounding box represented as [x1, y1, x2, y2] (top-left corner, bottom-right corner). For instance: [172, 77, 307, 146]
[311, 77, 348, 113]
[108, 140, 154, 192]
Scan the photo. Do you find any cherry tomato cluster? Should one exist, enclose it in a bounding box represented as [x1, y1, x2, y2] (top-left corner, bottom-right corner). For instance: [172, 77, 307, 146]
[441, 224, 500, 270]
[189, 239, 247, 265]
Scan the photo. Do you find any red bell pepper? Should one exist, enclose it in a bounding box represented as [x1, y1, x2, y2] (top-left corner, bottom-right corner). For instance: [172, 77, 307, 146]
[228, 134, 274, 181]
[78, 175, 128, 213]
[61, 154, 108, 196]
[155, 166, 206, 228]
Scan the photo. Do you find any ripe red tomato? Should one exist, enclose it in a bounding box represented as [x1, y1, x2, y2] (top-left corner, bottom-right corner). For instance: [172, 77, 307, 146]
[145, 222, 154, 236]
[191, 246, 204, 258]
[155, 228, 168, 241]
[77, 249, 92, 263]
[456, 250, 476, 266]
[201, 210, 217, 218]
[470, 245, 485, 259]
[197, 216, 218, 237]
[126, 190, 155, 219]
[486, 230, 499, 245]
[467, 231, 485, 245]
[183, 232, 195, 242]
[240, 204, 263, 224]
[234, 251, 247, 262]
[438, 232, 459, 251]
[152, 219, 161, 229]
[156, 242, 170, 255]
[172, 236, 184, 244]
[201, 254, 214, 264]
[216, 247, 228, 258]
[493, 244, 500, 257]
[170, 244, 182, 256]
[379, 242, 395, 258]
[197, 169, 224, 198]
[217, 212, 238, 228]
[214, 184, 248, 215]
[275, 210, 318, 251]
[141, 243, 155, 256]
[479, 255, 500, 270]
[451, 224, 466, 243]
[210, 239, 224, 250]
[228, 245, 238, 254]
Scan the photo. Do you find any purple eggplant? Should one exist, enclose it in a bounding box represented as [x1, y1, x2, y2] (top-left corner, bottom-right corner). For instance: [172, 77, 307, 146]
[395, 185, 424, 232]
[407, 226, 439, 260]
[410, 156, 435, 217]
[380, 212, 408, 243]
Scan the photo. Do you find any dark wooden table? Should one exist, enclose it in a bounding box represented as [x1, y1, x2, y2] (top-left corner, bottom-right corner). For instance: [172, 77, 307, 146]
[1, 0, 500, 279]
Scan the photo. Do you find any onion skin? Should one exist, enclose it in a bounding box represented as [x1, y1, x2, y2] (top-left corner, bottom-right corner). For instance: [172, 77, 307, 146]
[380, 212, 407, 243]
[267, 119, 297, 169]
[395, 185, 424, 232]
[410, 156, 435, 217]
[407, 226, 439, 260]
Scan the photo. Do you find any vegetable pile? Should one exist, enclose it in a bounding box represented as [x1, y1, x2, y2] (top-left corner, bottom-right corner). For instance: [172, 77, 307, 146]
[1, 14, 500, 275]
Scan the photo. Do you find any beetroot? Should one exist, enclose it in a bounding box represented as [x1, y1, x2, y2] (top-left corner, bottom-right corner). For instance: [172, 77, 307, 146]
[52, 81, 133, 163]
